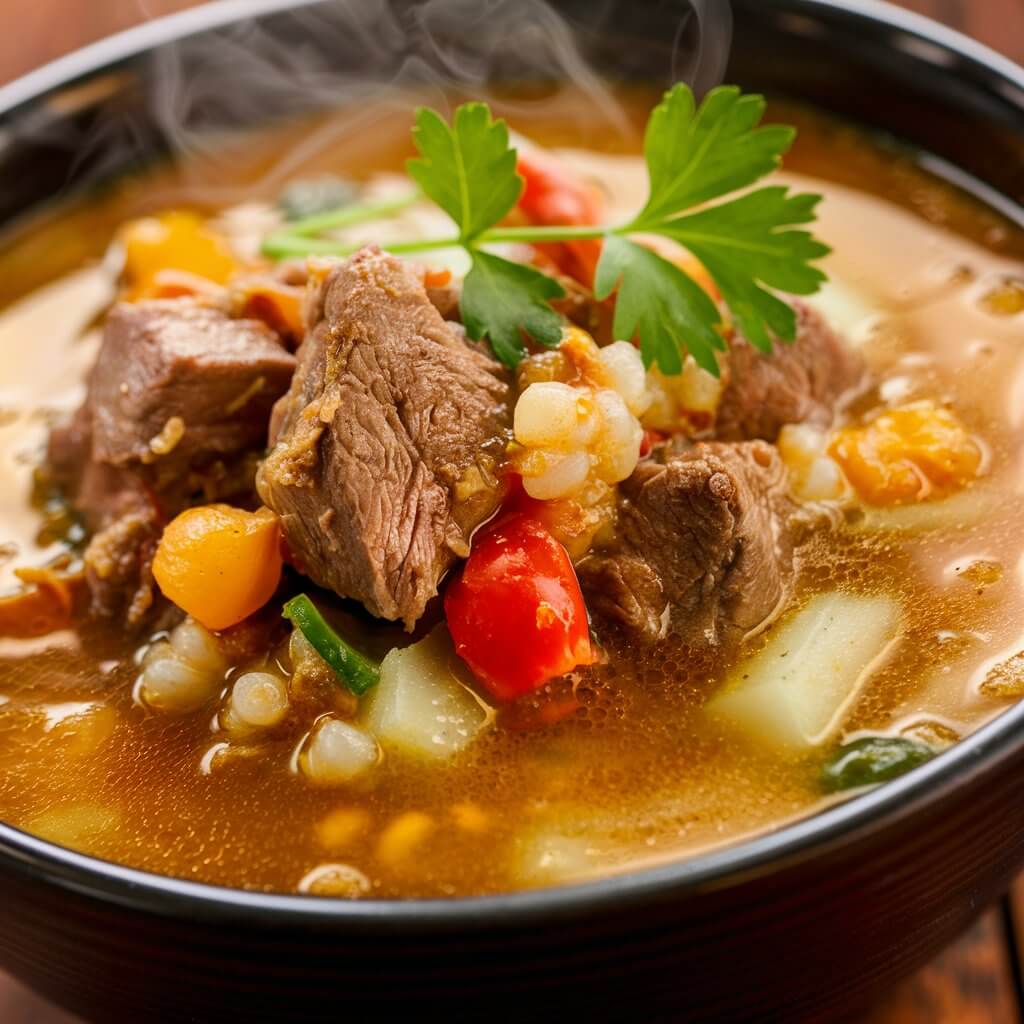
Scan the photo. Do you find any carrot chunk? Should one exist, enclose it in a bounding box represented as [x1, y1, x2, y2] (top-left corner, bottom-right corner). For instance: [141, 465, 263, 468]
[152, 505, 283, 630]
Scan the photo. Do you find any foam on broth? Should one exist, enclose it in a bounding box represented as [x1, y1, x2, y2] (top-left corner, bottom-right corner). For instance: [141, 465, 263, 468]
[0, 94, 1022, 897]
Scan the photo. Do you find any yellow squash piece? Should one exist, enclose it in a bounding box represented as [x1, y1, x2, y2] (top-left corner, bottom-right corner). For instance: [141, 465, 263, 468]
[121, 211, 239, 300]
[829, 401, 982, 506]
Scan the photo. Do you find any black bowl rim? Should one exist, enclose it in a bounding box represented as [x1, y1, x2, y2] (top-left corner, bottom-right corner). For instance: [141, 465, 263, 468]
[0, 0, 1023, 929]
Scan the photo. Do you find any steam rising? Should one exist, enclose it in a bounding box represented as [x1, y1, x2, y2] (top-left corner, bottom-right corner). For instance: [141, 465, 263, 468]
[14, 0, 733, 209]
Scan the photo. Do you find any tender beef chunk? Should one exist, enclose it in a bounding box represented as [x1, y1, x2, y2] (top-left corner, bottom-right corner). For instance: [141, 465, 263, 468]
[84, 499, 163, 623]
[578, 441, 794, 644]
[715, 300, 864, 442]
[90, 300, 295, 487]
[258, 246, 511, 629]
[47, 298, 296, 624]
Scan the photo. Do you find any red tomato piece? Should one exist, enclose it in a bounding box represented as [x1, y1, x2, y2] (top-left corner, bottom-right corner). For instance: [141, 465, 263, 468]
[444, 513, 594, 701]
[517, 151, 605, 288]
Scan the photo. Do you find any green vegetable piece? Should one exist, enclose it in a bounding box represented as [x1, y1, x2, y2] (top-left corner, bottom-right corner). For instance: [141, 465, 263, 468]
[460, 250, 565, 366]
[407, 103, 523, 243]
[594, 235, 726, 376]
[636, 84, 796, 225]
[260, 85, 832, 379]
[658, 187, 830, 352]
[821, 736, 935, 793]
[282, 594, 380, 697]
[279, 175, 359, 222]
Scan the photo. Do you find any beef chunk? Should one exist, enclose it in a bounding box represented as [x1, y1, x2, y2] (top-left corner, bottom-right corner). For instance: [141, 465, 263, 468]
[258, 246, 511, 629]
[578, 441, 794, 644]
[715, 300, 864, 442]
[90, 300, 295, 486]
[47, 298, 296, 625]
[84, 500, 162, 623]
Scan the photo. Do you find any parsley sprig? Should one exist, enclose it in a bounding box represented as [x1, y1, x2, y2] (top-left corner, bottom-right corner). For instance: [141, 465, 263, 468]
[261, 84, 830, 376]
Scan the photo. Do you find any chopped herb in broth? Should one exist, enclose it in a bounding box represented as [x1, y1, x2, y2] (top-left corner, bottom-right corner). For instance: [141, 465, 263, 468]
[0, 86, 1022, 900]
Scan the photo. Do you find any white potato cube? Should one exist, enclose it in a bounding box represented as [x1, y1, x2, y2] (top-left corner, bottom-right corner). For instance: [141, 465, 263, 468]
[361, 628, 489, 760]
[708, 592, 902, 748]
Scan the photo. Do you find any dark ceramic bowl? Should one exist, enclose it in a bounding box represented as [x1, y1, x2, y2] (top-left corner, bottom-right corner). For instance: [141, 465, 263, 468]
[1, 2, 1023, 1021]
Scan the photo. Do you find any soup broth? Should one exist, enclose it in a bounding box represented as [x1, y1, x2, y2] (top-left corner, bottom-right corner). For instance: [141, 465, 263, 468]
[0, 91, 1022, 898]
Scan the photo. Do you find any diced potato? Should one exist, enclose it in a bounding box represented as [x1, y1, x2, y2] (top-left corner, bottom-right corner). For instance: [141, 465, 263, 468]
[857, 483, 1001, 533]
[707, 592, 902, 749]
[517, 829, 607, 887]
[803, 278, 882, 344]
[361, 628, 489, 760]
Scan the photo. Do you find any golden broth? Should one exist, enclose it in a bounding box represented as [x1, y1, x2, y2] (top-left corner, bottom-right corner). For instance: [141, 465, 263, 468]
[0, 93, 1023, 897]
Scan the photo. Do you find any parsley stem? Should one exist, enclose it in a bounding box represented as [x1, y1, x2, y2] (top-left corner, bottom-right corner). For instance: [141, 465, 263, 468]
[262, 224, 613, 261]
[477, 224, 610, 243]
[261, 190, 422, 257]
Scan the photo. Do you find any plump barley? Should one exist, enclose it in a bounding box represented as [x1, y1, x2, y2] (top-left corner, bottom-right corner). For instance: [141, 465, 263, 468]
[594, 389, 643, 483]
[598, 341, 650, 415]
[513, 381, 584, 449]
[643, 357, 725, 431]
[778, 423, 847, 501]
[224, 671, 289, 734]
[522, 451, 592, 500]
[778, 423, 824, 465]
[169, 619, 226, 675]
[301, 717, 380, 784]
[298, 862, 371, 898]
[138, 619, 228, 714]
[801, 456, 847, 501]
[140, 655, 218, 713]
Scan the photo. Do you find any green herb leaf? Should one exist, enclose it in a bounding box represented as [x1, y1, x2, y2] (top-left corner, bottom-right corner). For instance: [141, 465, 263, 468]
[461, 250, 566, 366]
[594, 235, 725, 375]
[407, 103, 522, 243]
[282, 594, 380, 697]
[636, 84, 795, 226]
[657, 186, 830, 352]
[262, 86, 832, 379]
[821, 736, 935, 793]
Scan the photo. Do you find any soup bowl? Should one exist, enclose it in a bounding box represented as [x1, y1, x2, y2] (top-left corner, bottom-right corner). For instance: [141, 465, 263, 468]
[1, 1, 1023, 1020]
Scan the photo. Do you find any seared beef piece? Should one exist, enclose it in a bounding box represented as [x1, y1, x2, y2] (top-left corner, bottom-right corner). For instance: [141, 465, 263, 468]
[90, 300, 295, 488]
[47, 298, 296, 624]
[715, 300, 864, 442]
[578, 441, 794, 643]
[258, 246, 511, 630]
[84, 499, 162, 623]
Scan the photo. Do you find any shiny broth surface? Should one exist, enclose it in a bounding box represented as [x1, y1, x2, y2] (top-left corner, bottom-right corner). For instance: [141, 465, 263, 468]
[0, 94, 1023, 897]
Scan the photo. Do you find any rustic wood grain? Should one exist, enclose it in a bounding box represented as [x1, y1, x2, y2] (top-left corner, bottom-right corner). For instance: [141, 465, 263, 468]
[0, 1, 1020, 1022]
[866, 911, 1022, 1023]
[895, 0, 1024, 65]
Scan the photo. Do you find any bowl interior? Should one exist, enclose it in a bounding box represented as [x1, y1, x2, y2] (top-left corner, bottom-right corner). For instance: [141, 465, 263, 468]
[0, 0, 1022, 921]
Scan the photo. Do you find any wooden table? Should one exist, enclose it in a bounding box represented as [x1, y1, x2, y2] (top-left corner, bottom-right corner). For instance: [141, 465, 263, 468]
[1, 1, 1023, 1021]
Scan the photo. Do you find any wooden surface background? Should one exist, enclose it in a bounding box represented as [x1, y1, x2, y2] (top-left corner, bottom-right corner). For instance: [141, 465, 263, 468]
[0, 1, 1022, 1021]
